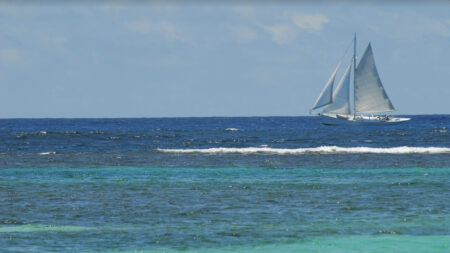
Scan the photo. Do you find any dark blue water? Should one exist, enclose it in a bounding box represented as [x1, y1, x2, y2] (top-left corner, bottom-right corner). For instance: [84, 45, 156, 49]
[0, 115, 449, 169]
[1, 115, 449, 252]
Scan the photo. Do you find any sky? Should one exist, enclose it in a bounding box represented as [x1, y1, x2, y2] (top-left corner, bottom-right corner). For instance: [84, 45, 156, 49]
[0, 1, 449, 118]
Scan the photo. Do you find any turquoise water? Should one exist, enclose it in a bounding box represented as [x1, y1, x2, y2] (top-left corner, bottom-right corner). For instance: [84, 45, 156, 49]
[1, 167, 449, 252]
[0, 116, 449, 252]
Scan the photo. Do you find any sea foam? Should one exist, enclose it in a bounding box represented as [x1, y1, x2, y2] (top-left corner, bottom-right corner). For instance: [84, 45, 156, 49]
[39, 152, 56, 155]
[157, 146, 450, 154]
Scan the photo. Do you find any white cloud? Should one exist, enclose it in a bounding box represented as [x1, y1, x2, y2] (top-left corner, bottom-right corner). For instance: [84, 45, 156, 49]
[263, 25, 296, 44]
[126, 20, 183, 41]
[382, 12, 450, 40]
[422, 18, 450, 38]
[368, 25, 380, 33]
[158, 22, 178, 38]
[258, 12, 328, 44]
[229, 26, 258, 43]
[287, 13, 329, 32]
[0, 48, 22, 65]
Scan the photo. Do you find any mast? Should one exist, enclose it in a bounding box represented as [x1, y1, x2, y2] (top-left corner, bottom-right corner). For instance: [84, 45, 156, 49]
[353, 33, 356, 75]
[353, 33, 356, 117]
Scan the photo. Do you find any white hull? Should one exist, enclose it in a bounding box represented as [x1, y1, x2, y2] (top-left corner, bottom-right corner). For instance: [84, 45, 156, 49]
[320, 114, 410, 126]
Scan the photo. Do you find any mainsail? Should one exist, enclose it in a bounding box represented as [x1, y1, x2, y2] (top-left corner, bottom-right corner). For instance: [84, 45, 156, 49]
[322, 59, 352, 115]
[354, 44, 395, 114]
[311, 62, 340, 110]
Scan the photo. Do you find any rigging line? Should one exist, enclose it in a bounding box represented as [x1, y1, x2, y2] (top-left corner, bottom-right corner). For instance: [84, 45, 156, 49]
[338, 36, 355, 63]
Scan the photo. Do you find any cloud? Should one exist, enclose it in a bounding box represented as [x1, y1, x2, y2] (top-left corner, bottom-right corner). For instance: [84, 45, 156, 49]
[287, 13, 329, 32]
[126, 20, 182, 41]
[259, 12, 328, 44]
[379, 12, 450, 40]
[229, 26, 258, 43]
[263, 25, 296, 44]
[414, 15, 450, 38]
[422, 18, 450, 38]
[0, 48, 22, 65]
[368, 25, 380, 33]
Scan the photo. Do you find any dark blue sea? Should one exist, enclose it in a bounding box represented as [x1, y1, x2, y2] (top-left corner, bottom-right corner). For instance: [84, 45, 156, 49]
[1, 115, 449, 252]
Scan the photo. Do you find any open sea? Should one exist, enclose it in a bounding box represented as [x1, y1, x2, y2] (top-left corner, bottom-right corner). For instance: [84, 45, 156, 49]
[1, 115, 449, 252]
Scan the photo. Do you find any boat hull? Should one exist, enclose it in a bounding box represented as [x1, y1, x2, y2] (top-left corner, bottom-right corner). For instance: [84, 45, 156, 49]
[320, 114, 410, 126]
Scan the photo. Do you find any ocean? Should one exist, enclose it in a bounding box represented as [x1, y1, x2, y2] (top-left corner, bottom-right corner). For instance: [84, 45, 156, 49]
[1, 115, 449, 252]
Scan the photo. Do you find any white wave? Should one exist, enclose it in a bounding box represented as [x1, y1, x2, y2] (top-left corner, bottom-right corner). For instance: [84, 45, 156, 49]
[39, 151, 56, 155]
[225, 128, 240, 131]
[156, 146, 450, 155]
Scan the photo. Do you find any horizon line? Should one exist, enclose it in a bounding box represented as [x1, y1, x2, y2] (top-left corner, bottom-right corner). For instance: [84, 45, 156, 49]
[0, 113, 446, 120]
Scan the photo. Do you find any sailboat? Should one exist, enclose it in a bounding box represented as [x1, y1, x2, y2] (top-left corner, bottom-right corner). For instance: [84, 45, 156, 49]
[311, 34, 410, 125]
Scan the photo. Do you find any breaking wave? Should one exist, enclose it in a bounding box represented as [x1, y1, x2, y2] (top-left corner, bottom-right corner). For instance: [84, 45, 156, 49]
[156, 146, 450, 155]
[39, 152, 57, 155]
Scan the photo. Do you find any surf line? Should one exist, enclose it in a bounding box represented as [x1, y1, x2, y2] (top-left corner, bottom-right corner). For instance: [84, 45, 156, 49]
[156, 146, 450, 154]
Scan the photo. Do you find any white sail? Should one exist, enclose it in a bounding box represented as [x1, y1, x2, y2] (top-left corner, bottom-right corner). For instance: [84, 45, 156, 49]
[323, 59, 352, 115]
[312, 62, 340, 110]
[354, 43, 395, 114]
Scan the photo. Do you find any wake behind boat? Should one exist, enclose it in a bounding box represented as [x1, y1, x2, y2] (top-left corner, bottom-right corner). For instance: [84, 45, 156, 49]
[311, 34, 410, 125]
